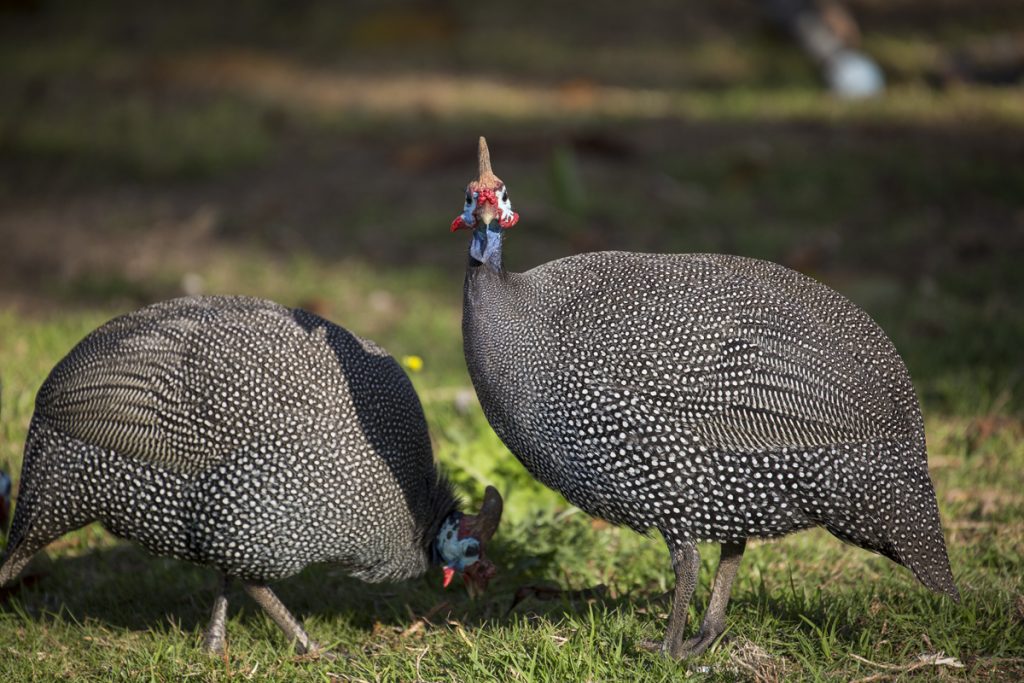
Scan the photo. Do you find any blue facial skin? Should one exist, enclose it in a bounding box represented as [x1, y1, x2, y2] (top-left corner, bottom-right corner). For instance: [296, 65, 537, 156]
[458, 192, 478, 231]
[469, 224, 504, 272]
[434, 513, 482, 571]
[446, 538, 482, 572]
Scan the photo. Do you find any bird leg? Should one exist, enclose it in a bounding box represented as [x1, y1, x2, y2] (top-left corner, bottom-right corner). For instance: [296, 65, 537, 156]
[658, 539, 701, 659]
[675, 539, 746, 658]
[242, 582, 331, 658]
[202, 574, 231, 654]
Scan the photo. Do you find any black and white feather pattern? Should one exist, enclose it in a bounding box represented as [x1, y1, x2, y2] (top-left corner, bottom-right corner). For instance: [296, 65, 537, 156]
[464, 251, 955, 597]
[3, 296, 456, 585]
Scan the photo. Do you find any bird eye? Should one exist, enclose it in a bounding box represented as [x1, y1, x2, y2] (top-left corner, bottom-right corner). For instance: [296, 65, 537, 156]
[501, 190, 509, 203]
[465, 192, 472, 205]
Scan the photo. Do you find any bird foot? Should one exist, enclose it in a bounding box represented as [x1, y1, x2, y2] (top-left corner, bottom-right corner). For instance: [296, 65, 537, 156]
[638, 630, 724, 660]
[198, 638, 225, 659]
[669, 629, 723, 659]
[201, 629, 227, 655]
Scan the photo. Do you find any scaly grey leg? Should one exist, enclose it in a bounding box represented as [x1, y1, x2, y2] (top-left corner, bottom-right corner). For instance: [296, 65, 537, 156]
[661, 539, 701, 659]
[242, 582, 330, 658]
[677, 539, 746, 657]
[639, 539, 701, 657]
[202, 574, 230, 655]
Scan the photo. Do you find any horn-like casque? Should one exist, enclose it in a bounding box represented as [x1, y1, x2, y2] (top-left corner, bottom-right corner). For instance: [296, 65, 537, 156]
[475, 137, 501, 188]
[465, 485, 503, 543]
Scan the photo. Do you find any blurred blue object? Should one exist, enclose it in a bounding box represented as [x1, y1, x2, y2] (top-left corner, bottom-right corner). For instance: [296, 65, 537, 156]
[767, 0, 886, 97]
[826, 49, 886, 98]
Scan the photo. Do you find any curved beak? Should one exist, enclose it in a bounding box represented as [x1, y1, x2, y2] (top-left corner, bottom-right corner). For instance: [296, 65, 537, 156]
[450, 208, 495, 232]
[478, 205, 496, 227]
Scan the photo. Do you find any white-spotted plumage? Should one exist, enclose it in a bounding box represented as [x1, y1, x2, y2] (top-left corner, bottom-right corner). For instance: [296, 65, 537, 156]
[0, 295, 476, 654]
[466, 252, 952, 582]
[457, 137, 957, 659]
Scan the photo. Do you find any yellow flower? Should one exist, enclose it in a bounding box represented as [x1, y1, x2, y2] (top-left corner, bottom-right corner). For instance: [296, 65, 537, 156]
[401, 355, 424, 373]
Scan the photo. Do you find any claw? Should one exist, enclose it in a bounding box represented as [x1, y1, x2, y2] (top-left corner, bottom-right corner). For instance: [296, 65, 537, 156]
[668, 629, 725, 659]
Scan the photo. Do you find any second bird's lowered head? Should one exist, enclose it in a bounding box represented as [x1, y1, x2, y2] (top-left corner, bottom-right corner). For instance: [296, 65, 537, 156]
[434, 485, 503, 597]
[451, 137, 519, 270]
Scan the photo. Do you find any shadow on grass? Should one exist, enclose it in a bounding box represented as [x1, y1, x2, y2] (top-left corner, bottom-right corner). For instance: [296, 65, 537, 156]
[0, 533, 553, 636]
[0, 541, 464, 634]
[0, 531, 978, 670]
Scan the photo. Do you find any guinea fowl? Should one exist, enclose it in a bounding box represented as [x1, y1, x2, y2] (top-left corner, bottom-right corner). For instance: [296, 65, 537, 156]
[0, 296, 502, 656]
[453, 138, 957, 659]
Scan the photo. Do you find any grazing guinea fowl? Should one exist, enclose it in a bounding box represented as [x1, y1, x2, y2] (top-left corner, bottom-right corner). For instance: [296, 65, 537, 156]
[0, 296, 502, 656]
[452, 138, 957, 659]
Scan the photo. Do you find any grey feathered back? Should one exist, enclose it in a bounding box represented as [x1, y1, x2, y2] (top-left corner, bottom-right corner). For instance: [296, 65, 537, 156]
[3, 296, 455, 584]
[465, 251, 956, 598]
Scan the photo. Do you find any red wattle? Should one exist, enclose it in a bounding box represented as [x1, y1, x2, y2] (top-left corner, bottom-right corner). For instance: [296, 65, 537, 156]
[499, 212, 519, 229]
[451, 216, 467, 232]
[442, 566, 456, 588]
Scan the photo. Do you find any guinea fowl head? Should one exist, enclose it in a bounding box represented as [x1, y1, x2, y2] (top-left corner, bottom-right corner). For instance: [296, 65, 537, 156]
[435, 486, 503, 597]
[451, 137, 518, 269]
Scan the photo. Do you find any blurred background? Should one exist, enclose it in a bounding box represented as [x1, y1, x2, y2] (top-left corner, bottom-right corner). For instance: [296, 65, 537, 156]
[1, 0, 1022, 450]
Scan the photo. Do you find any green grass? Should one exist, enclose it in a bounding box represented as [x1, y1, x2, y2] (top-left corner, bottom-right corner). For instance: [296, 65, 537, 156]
[1, 253, 1022, 681]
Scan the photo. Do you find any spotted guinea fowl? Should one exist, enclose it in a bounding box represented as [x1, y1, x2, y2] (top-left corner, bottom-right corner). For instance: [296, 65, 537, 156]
[0, 296, 502, 656]
[452, 138, 957, 659]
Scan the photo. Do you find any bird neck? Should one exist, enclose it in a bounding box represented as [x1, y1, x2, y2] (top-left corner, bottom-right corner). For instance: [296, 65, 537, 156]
[422, 475, 460, 563]
[469, 225, 504, 272]
[462, 259, 532, 459]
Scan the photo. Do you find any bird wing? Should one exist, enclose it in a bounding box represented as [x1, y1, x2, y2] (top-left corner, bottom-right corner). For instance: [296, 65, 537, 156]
[33, 299, 334, 475]
[540, 252, 913, 454]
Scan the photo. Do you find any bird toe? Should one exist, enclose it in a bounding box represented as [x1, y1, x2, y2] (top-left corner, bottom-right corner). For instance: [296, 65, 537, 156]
[671, 629, 723, 659]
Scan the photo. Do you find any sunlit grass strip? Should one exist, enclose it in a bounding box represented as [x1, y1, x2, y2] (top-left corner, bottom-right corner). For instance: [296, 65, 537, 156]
[166, 50, 1024, 128]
